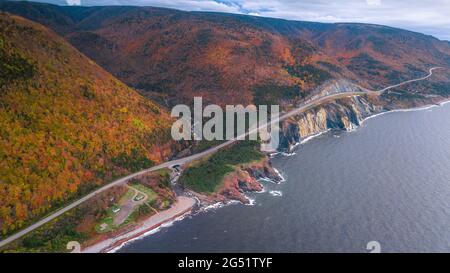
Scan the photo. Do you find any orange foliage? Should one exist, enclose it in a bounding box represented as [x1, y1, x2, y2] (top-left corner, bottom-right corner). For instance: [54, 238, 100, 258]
[0, 14, 173, 234]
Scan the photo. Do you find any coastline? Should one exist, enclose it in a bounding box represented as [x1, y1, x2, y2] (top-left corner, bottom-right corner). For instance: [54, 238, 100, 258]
[82, 98, 450, 253]
[82, 196, 196, 253]
[283, 98, 450, 152]
[360, 99, 450, 126]
[93, 168, 286, 253]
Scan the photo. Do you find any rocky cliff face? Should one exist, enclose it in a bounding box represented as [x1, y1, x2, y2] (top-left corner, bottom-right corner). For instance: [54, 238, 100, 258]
[217, 159, 284, 204]
[279, 96, 384, 151]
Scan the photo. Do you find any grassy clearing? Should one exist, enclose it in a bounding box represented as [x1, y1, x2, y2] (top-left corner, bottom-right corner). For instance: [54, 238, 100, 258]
[95, 215, 114, 233]
[129, 183, 158, 202]
[119, 188, 135, 204]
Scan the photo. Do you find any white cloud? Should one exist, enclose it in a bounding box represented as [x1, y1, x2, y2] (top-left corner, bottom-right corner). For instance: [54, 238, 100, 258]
[247, 12, 260, 16]
[37, 0, 450, 40]
[366, 0, 381, 6]
[66, 0, 81, 5]
[234, 0, 450, 40]
[80, 0, 241, 13]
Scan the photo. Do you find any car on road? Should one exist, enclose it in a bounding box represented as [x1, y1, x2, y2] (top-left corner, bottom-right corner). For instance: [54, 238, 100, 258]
[112, 207, 121, 213]
[134, 194, 145, 202]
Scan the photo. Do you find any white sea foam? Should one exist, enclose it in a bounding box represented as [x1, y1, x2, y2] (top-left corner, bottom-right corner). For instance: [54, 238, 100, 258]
[280, 151, 297, 157]
[258, 177, 273, 182]
[292, 141, 301, 147]
[300, 129, 331, 145]
[245, 197, 256, 206]
[269, 152, 280, 158]
[269, 191, 283, 197]
[289, 142, 301, 152]
[258, 177, 279, 185]
[359, 111, 388, 124]
[108, 212, 190, 253]
[200, 200, 236, 212]
[273, 167, 286, 182]
[200, 202, 225, 211]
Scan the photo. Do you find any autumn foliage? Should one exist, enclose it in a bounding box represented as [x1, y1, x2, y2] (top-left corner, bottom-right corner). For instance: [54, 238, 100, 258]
[2, 3, 450, 110]
[0, 14, 173, 235]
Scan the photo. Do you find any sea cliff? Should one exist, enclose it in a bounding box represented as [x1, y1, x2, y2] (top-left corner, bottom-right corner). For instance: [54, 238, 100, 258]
[279, 96, 384, 151]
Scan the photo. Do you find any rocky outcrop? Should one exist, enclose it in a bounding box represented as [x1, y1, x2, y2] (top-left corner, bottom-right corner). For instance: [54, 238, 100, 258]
[193, 159, 283, 205]
[218, 170, 263, 204]
[244, 160, 283, 183]
[279, 96, 384, 151]
[217, 159, 284, 204]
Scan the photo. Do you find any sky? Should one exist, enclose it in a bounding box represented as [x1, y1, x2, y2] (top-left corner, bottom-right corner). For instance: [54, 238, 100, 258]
[27, 0, 450, 40]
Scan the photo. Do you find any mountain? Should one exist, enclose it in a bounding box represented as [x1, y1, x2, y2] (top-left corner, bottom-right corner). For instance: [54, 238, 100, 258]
[1, 1, 449, 107]
[0, 13, 173, 234]
[1, 0, 450, 236]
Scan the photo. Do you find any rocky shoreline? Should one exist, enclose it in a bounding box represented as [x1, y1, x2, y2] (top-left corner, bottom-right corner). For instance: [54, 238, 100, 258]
[278, 96, 383, 151]
[188, 158, 284, 206]
[278, 95, 450, 152]
[183, 95, 450, 208]
[83, 96, 450, 253]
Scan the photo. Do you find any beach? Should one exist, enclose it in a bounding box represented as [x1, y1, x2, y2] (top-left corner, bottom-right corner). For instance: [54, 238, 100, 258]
[82, 196, 197, 253]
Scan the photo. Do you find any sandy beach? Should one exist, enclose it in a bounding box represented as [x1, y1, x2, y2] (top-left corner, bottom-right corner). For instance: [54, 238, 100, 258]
[82, 196, 197, 253]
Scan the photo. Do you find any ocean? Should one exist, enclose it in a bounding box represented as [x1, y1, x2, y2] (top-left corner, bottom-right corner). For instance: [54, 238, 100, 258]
[119, 102, 450, 253]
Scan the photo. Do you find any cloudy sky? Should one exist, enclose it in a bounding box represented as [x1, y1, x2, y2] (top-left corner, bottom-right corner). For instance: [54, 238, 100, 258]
[33, 0, 450, 40]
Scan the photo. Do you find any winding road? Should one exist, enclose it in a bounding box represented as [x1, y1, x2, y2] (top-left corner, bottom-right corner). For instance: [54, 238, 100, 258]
[0, 67, 444, 248]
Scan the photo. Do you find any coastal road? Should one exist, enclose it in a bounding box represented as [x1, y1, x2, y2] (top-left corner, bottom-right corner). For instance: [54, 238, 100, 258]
[378, 67, 443, 93]
[0, 67, 444, 248]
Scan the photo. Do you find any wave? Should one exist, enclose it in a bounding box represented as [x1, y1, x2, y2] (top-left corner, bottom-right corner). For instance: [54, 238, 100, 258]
[108, 212, 191, 253]
[269, 191, 283, 197]
[199, 200, 240, 212]
[244, 197, 256, 206]
[273, 167, 286, 183]
[258, 177, 274, 182]
[258, 176, 284, 184]
[269, 152, 279, 158]
[280, 151, 297, 157]
[273, 130, 331, 158]
[300, 129, 331, 145]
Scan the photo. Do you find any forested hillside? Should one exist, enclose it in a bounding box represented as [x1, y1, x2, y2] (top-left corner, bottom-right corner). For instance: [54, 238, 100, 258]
[1, 0, 450, 236]
[1, 1, 449, 107]
[0, 13, 173, 234]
